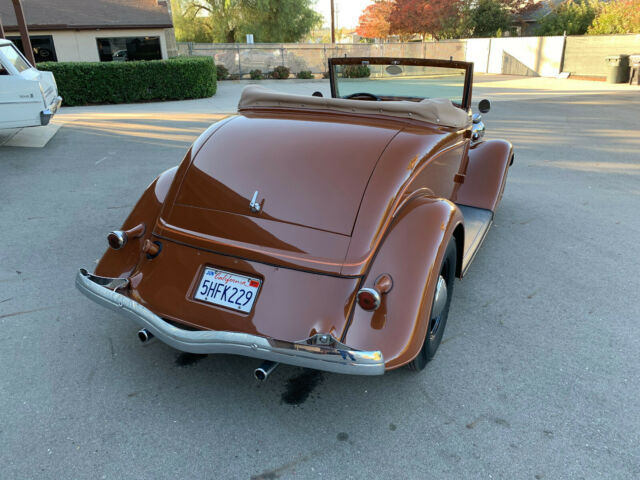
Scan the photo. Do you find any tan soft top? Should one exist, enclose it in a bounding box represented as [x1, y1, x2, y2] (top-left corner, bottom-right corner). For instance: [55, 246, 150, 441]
[238, 85, 471, 129]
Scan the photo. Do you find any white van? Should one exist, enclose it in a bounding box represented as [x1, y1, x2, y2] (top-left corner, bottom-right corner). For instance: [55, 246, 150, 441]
[0, 38, 62, 129]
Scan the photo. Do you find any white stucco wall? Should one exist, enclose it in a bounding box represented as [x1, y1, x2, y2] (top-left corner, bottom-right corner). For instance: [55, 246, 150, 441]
[465, 38, 491, 73]
[466, 36, 565, 77]
[490, 36, 564, 77]
[5, 28, 170, 62]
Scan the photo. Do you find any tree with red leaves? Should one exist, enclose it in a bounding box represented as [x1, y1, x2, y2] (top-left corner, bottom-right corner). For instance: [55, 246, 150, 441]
[389, 0, 463, 40]
[356, 1, 394, 40]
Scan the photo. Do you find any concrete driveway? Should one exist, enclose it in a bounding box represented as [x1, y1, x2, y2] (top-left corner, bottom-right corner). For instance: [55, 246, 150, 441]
[0, 78, 639, 479]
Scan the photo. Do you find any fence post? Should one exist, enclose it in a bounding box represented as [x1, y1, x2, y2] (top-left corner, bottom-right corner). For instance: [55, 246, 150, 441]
[323, 44, 326, 70]
[486, 38, 492, 74]
[237, 44, 242, 75]
[188, 42, 193, 56]
[559, 32, 567, 74]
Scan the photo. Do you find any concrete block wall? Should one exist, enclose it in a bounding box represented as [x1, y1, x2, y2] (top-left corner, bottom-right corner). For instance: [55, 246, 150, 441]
[564, 34, 640, 77]
[179, 34, 640, 79]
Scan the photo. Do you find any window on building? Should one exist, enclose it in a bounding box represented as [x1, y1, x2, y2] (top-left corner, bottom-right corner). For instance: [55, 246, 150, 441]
[96, 37, 162, 62]
[8, 35, 58, 63]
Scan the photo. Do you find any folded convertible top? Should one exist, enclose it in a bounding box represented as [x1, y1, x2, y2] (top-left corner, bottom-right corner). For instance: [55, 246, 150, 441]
[238, 85, 471, 129]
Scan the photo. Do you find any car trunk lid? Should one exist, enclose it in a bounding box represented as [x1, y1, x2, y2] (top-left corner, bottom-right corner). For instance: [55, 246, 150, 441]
[157, 112, 401, 274]
[172, 113, 399, 236]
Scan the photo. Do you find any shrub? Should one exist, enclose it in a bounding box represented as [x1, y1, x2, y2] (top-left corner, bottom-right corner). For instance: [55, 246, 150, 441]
[322, 71, 330, 79]
[589, 0, 640, 34]
[216, 64, 230, 80]
[271, 65, 291, 79]
[296, 70, 314, 79]
[228, 73, 243, 80]
[38, 57, 216, 106]
[250, 69, 264, 80]
[343, 64, 371, 78]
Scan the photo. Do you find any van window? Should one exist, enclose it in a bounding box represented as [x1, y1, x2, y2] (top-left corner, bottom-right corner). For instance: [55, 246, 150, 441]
[0, 45, 31, 73]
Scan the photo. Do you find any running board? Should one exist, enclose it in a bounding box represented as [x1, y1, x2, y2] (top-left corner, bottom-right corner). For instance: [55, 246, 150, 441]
[457, 204, 493, 276]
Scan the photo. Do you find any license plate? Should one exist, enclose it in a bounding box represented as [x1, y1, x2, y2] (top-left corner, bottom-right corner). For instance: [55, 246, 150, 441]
[194, 268, 261, 313]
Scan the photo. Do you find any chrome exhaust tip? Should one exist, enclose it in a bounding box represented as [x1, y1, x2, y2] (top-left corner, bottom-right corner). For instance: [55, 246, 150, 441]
[137, 328, 153, 343]
[254, 360, 279, 382]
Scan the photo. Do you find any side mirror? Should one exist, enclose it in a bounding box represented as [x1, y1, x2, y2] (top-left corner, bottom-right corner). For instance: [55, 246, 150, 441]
[478, 99, 491, 114]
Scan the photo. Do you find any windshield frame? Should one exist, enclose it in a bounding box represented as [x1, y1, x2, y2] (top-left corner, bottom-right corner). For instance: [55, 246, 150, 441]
[328, 57, 473, 111]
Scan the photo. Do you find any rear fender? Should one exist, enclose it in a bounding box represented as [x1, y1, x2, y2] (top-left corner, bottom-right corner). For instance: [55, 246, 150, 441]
[94, 166, 177, 278]
[342, 196, 463, 369]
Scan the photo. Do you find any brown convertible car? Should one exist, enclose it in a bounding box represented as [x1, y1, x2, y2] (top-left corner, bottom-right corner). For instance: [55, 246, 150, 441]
[76, 57, 513, 379]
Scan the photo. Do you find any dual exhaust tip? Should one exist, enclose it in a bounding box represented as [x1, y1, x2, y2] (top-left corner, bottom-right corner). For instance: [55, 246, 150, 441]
[253, 360, 279, 382]
[137, 328, 154, 343]
[136, 328, 279, 381]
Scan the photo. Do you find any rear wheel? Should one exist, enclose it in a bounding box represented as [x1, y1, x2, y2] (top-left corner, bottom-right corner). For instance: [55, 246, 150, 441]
[407, 238, 457, 371]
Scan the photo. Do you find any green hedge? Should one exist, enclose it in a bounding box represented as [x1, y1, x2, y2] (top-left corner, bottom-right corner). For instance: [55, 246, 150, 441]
[343, 65, 371, 78]
[38, 57, 216, 106]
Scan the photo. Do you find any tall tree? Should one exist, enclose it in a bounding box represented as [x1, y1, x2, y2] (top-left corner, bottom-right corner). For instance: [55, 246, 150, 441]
[356, 1, 394, 40]
[246, 0, 323, 42]
[174, 0, 249, 42]
[171, 0, 217, 42]
[170, 0, 321, 43]
[470, 0, 512, 37]
[439, 0, 474, 39]
[389, 0, 462, 41]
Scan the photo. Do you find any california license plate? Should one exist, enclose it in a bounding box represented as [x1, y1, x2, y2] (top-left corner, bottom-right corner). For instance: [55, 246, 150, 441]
[194, 268, 261, 313]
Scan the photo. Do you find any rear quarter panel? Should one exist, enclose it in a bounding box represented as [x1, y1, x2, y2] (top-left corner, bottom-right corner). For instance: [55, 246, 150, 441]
[343, 197, 463, 369]
[95, 166, 177, 279]
[0, 76, 42, 128]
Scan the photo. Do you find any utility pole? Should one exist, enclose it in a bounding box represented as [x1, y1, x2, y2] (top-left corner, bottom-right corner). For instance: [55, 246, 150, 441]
[11, 0, 36, 65]
[330, 0, 335, 44]
[0, 16, 5, 39]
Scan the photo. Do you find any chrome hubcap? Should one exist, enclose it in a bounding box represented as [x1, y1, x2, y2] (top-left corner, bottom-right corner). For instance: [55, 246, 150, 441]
[430, 275, 447, 335]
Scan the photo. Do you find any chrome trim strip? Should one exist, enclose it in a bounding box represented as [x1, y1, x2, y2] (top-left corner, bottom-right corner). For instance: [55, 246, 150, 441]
[75, 269, 385, 375]
[0, 100, 41, 105]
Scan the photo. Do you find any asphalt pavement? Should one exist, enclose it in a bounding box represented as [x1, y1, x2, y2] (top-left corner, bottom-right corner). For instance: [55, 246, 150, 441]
[1, 77, 639, 479]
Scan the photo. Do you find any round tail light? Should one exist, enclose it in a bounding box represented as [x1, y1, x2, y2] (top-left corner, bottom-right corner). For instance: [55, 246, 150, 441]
[357, 288, 381, 311]
[107, 230, 127, 250]
[107, 224, 146, 250]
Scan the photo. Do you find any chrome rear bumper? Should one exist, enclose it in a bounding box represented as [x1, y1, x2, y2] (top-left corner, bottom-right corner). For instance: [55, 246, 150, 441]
[75, 269, 385, 375]
[40, 96, 62, 125]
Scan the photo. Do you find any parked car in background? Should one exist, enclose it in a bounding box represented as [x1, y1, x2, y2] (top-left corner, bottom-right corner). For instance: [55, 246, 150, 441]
[76, 57, 513, 380]
[0, 39, 62, 129]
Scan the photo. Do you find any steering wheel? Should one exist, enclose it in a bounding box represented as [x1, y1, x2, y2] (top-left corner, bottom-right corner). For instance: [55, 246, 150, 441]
[344, 92, 381, 101]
